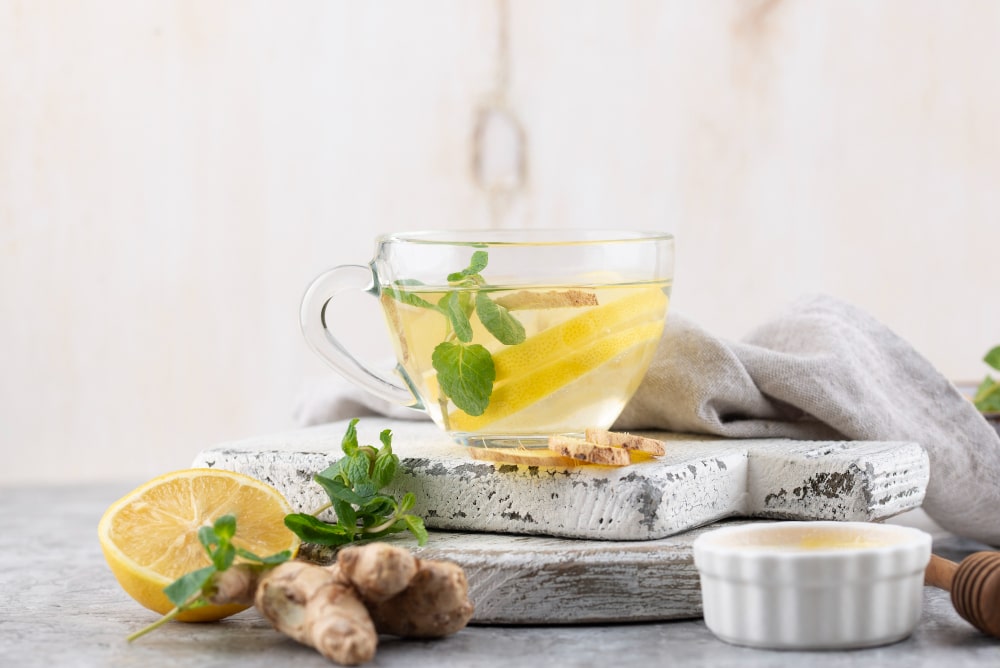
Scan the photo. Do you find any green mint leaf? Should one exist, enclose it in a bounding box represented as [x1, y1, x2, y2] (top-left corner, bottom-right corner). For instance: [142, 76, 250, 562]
[234, 547, 263, 562]
[379, 429, 393, 451]
[163, 565, 216, 607]
[198, 525, 218, 553]
[359, 495, 396, 519]
[333, 498, 358, 530]
[358, 445, 379, 464]
[432, 341, 495, 416]
[985, 346, 1000, 371]
[475, 292, 526, 345]
[447, 250, 489, 282]
[234, 547, 291, 565]
[402, 514, 429, 546]
[398, 491, 416, 514]
[284, 513, 355, 546]
[341, 418, 360, 456]
[353, 482, 380, 499]
[440, 291, 474, 343]
[974, 376, 1000, 413]
[372, 450, 398, 490]
[317, 459, 349, 486]
[211, 541, 236, 571]
[385, 283, 439, 311]
[313, 473, 366, 507]
[256, 550, 292, 565]
[469, 250, 489, 272]
[213, 515, 237, 542]
[343, 452, 377, 497]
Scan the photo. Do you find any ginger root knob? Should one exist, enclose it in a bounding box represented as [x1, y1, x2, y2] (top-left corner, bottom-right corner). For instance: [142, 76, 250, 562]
[255, 561, 377, 666]
[337, 542, 418, 603]
[207, 563, 260, 606]
[367, 559, 475, 638]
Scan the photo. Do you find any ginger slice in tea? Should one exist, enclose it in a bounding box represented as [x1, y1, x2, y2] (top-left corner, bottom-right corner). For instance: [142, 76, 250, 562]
[494, 289, 598, 311]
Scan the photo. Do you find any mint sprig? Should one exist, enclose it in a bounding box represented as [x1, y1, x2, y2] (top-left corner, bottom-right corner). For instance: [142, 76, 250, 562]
[284, 419, 428, 547]
[127, 515, 291, 642]
[974, 345, 1000, 413]
[388, 251, 526, 417]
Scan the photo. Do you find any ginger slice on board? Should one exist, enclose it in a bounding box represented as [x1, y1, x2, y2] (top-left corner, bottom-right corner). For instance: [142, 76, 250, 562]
[584, 428, 666, 456]
[469, 447, 580, 467]
[470, 429, 665, 468]
[549, 435, 632, 466]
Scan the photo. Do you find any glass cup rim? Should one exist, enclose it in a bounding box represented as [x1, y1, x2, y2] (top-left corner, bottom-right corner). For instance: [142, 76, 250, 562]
[377, 229, 674, 247]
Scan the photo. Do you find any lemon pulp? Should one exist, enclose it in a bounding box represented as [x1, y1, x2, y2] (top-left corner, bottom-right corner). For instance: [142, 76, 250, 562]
[98, 469, 299, 621]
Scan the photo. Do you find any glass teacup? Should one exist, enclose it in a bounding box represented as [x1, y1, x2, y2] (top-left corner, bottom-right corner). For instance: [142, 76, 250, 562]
[301, 229, 674, 448]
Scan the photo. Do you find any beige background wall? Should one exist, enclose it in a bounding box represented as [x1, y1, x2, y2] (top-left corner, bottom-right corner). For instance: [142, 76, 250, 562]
[2, 1, 998, 484]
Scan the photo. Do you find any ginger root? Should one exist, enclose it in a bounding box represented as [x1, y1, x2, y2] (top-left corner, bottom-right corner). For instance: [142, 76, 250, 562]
[337, 542, 418, 603]
[255, 561, 377, 666]
[207, 563, 261, 606]
[241, 542, 472, 666]
[365, 559, 473, 638]
[336, 543, 474, 638]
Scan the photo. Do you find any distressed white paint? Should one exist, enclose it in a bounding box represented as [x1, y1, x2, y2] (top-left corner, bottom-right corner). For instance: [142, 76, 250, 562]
[2, 2, 999, 483]
[191, 419, 929, 539]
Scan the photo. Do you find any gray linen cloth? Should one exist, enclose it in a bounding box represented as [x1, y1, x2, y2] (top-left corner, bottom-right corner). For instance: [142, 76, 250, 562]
[613, 295, 1000, 546]
[297, 294, 1000, 546]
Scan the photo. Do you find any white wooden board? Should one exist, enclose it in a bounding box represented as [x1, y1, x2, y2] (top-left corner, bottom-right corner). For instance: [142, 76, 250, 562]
[193, 419, 929, 540]
[299, 526, 732, 624]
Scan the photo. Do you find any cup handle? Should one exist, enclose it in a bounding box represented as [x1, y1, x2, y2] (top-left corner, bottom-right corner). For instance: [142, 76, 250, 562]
[300, 265, 423, 410]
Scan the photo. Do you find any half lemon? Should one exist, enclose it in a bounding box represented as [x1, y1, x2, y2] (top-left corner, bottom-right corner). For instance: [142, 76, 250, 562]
[98, 469, 299, 621]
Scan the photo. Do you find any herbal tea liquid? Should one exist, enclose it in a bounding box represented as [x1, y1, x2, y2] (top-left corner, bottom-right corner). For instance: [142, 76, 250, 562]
[381, 281, 670, 447]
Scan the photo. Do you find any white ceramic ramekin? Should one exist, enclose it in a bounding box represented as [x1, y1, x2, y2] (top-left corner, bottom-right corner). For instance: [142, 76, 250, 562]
[693, 521, 932, 650]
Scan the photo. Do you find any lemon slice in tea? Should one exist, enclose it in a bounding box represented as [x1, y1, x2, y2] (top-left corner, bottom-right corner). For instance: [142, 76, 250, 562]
[448, 286, 668, 432]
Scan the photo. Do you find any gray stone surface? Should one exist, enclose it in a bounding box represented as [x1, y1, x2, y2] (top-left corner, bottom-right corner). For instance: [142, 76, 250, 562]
[193, 419, 930, 540]
[3, 482, 999, 668]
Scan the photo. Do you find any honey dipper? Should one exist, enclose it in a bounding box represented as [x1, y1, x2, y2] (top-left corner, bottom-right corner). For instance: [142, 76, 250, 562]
[925, 551, 1000, 637]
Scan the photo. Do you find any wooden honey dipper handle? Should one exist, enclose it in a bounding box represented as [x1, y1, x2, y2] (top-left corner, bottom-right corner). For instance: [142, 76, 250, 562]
[925, 553, 959, 590]
[925, 551, 1000, 638]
